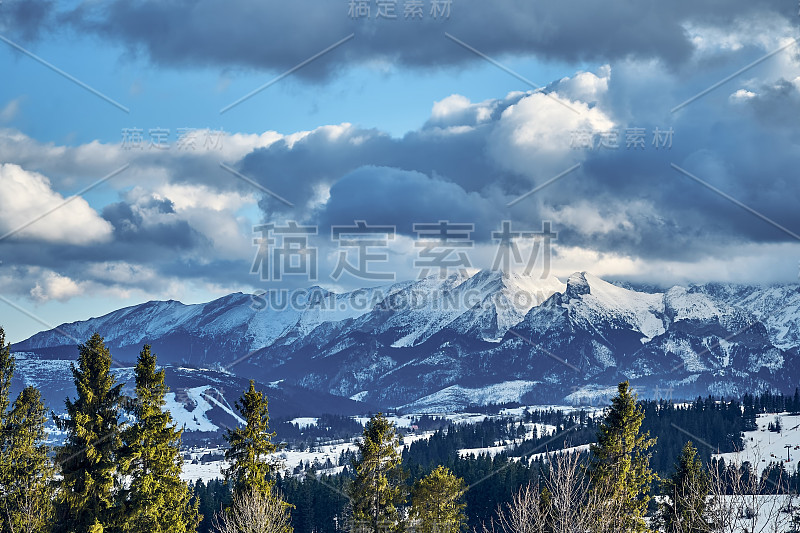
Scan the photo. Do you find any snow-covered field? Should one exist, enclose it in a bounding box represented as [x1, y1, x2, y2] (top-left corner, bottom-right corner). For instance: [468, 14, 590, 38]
[525, 443, 591, 463]
[165, 386, 244, 433]
[179, 405, 602, 482]
[458, 423, 557, 458]
[715, 413, 800, 473]
[180, 431, 436, 483]
[289, 417, 319, 429]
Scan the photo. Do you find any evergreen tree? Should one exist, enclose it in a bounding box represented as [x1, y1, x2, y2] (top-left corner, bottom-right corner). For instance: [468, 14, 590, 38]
[410, 466, 466, 533]
[348, 413, 406, 533]
[0, 386, 54, 533]
[224, 380, 279, 497]
[0, 327, 14, 422]
[658, 442, 711, 533]
[119, 345, 200, 533]
[53, 333, 124, 533]
[589, 381, 656, 533]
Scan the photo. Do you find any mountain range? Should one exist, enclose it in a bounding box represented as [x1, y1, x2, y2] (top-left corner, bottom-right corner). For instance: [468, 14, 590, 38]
[10, 270, 800, 430]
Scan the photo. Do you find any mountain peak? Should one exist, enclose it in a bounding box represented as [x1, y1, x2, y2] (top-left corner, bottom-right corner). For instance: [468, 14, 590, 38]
[565, 271, 591, 299]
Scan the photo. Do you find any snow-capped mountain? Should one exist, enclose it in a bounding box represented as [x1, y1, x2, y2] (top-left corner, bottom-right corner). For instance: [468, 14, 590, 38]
[11, 270, 800, 414]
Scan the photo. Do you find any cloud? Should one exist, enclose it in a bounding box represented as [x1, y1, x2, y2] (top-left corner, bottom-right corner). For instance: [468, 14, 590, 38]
[4, 46, 800, 307]
[0, 0, 53, 40]
[314, 165, 500, 237]
[0, 98, 23, 123]
[488, 89, 615, 178]
[48, 0, 795, 81]
[30, 271, 83, 302]
[0, 163, 113, 244]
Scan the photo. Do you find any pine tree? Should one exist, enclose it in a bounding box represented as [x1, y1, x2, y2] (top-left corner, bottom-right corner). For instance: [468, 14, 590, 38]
[0, 386, 55, 533]
[224, 380, 279, 497]
[0, 325, 17, 529]
[658, 441, 710, 533]
[410, 466, 466, 533]
[0, 327, 14, 422]
[53, 333, 124, 533]
[118, 345, 200, 533]
[589, 381, 657, 533]
[348, 413, 406, 533]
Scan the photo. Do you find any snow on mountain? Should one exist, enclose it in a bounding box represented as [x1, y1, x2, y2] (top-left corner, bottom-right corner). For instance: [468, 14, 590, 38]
[358, 270, 564, 348]
[11, 270, 800, 414]
[164, 386, 226, 433]
[565, 272, 666, 342]
[399, 380, 541, 413]
[718, 284, 800, 351]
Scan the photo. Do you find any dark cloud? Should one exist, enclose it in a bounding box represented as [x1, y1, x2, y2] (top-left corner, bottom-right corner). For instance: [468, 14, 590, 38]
[0, 0, 53, 40]
[240, 122, 511, 220]
[735, 79, 800, 131]
[53, 0, 793, 80]
[102, 198, 202, 249]
[235, 67, 800, 262]
[314, 165, 500, 237]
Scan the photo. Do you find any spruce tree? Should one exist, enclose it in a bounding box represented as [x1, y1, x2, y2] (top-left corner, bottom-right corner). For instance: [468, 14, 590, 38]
[53, 333, 124, 533]
[0, 327, 14, 421]
[119, 345, 200, 533]
[0, 386, 55, 533]
[410, 466, 466, 533]
[658, 441, 710, 533]
[589, 381, 656, 533]
[348, 413, 406, 533]
[224, 380, 279, 496]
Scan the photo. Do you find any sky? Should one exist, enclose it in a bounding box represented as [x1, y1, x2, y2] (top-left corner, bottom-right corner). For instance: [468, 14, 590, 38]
[1, 0, 800, 343]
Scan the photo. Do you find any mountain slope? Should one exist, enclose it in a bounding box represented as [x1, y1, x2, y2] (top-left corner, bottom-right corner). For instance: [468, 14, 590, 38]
[12, 270, 800, 413]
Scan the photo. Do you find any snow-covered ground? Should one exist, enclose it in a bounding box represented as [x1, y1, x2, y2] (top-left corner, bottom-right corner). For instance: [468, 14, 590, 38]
[180, 447, 229, 483]
[706, 495, 798, 533]
[354, 415, 414, 428]
[399, 381, 541, 412]
[289, 417, 319, 429]
[165, 386, 245, 433]
[715, 413, 800, 473]
[500, 404, 607, 418]
[458, 423, 557, 458]
[179, 431, 436, 483]
[525, 443, 591, 463]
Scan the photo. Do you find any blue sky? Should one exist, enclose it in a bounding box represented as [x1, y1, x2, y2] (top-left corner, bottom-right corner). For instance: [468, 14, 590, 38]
[2, 0, 800, 343]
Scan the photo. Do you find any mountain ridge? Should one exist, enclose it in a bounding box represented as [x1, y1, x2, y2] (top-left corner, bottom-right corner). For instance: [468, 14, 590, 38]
[12, 270, 800, 414]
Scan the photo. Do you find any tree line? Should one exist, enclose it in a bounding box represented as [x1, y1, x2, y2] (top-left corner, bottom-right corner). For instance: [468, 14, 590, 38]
[3, 325, 800, 532]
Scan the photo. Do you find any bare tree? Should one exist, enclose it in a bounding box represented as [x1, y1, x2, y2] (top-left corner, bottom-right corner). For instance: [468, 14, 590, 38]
[494, 481, 547, 533]
[487, 448, 619, 533]
[542, 450, 598, 533]
[2, 483, 52, 533]
[707, 451, 796, 533]
[213, 487, 293, 533]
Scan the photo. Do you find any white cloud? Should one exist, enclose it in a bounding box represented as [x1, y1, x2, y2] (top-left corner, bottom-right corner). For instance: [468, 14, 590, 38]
[541, 199, 648, 237]
[431, 94, 472, 120]
[550, 241, 800, 287]
[0, 164, 113, 244]
[554, 66, 611, 103]
[153, 183, 255, 212]
[30, 271, 83, 302]
[0, 98, 22, 122]
[489, 91, 615, 179]
[730, 89, 757, 102]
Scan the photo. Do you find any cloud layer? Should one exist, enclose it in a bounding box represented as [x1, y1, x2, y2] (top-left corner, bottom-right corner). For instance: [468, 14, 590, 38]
[2, 2, 800, 308]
